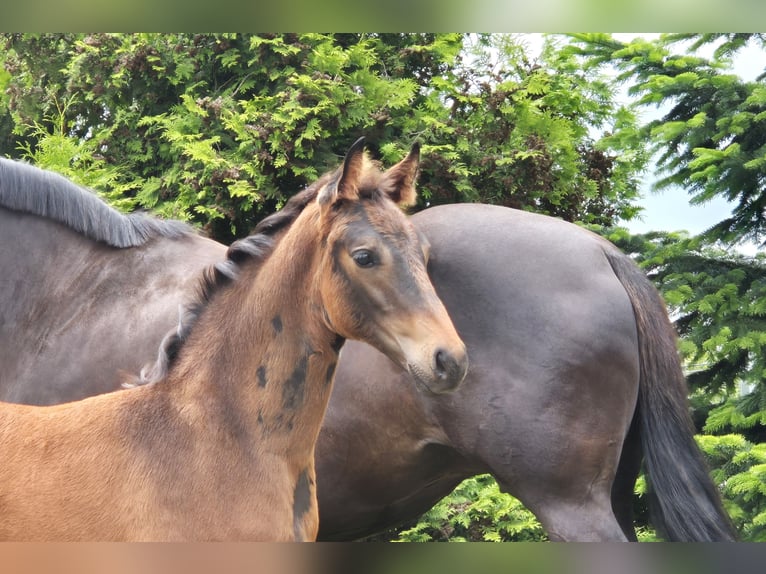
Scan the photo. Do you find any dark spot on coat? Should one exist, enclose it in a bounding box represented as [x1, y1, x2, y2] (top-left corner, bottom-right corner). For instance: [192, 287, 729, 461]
[325, 361, 337, 386]
[282, 355, 308, 410]
[257, 365, 267, 388]
[272, 315, 283, 334]
[293, 468, 313, 541]
[330, 335, 345, 353]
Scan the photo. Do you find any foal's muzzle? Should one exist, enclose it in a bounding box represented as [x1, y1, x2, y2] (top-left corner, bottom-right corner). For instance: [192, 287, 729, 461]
[410, 345, 468, 394]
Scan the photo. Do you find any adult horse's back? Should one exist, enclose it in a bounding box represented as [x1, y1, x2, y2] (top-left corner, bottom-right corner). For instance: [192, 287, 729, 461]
[0, 158, 225, 404]
[317, 203, 735, 542]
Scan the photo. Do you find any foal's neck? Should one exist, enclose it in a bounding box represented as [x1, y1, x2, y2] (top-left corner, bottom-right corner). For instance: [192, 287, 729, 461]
[166, 212, 340, 457]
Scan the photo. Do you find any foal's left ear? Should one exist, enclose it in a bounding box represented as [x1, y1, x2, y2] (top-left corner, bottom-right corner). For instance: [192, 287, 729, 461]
[379, 142, 420, 207]
[317, 137, 367, 207]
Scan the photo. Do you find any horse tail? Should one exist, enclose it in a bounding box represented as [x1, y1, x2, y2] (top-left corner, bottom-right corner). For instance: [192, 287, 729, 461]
[604, 248, 737, 541]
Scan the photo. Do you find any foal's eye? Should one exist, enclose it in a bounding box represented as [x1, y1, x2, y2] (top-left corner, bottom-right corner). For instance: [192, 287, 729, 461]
[352, 249, 376, 268]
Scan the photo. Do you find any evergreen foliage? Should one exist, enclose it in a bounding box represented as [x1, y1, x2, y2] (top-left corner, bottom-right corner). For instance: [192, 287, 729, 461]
[392, 475, 547, 542]
[1, 33, 643, 242]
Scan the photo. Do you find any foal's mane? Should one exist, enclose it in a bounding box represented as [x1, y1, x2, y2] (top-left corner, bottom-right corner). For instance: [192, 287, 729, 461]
[133, 153, 394, 386]
[0, 158, 191, 247]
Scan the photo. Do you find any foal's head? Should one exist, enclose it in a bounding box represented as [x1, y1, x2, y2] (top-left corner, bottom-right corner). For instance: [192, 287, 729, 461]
[309, 139, 468, 394]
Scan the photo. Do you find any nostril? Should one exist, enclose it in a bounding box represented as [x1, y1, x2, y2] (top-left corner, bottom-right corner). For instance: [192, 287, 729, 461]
[434, 349, 454, 380]
[435, 349, 446, 378]
[423, 347, 468, 393]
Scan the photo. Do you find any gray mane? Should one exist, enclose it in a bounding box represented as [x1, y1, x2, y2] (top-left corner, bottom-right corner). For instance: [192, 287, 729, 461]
[0, 158, 192, 247]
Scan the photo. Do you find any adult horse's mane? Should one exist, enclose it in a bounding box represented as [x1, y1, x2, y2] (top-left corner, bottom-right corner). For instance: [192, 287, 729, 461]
[134, 152, 392, 386]
[0, 158, 191, 247]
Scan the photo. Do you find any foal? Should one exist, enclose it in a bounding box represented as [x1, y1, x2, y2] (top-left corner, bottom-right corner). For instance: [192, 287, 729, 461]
[0, 139, 468, 541]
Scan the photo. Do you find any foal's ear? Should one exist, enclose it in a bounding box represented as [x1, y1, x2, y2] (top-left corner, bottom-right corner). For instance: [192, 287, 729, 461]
[317, 137, 366, 207]
[379, 142, 420, 207]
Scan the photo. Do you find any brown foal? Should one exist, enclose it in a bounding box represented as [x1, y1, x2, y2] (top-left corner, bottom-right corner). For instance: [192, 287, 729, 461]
[0, 139, 467, 541]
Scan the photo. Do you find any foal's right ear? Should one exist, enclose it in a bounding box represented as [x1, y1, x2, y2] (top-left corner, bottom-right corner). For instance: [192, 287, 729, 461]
[317, 137, 367, 207]
[379, 142, 420, 207]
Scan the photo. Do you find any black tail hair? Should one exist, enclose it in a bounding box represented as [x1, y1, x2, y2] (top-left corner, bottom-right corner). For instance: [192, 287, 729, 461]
[605, 248, 737, 541]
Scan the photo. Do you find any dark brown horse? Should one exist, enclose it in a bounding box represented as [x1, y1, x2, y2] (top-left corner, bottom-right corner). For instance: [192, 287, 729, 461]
[317, 203, 735, 542]
[0, 141, 467, 541]
[0, 153, 735, 541]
